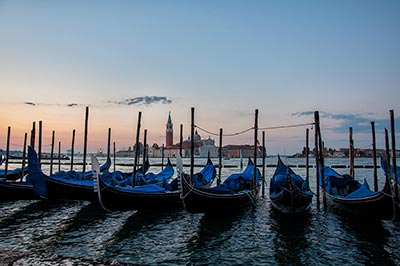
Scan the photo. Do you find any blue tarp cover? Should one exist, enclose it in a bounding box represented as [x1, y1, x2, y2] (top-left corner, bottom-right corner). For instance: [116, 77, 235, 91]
[344, 179, 379, 199]
[221, 159, 260, 192]
[192, 159, 216, 188]
[0, 167, 28, 176]
[321, 165, 378, 199]
[270, 156, 308, 195]
[26, 146, 47, 196]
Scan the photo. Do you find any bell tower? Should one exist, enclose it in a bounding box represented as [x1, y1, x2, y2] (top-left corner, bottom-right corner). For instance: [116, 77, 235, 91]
[166, 111, 173, 147]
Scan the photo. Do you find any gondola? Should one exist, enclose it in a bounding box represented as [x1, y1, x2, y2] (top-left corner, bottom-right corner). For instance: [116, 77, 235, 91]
[26, 146, 115, 201]
[0, 179, 37, 200]
[320, 165, 395, 220]
[0, 166, 28, 181]
[93, 155, 182, 211]
[180, 157, 261, 214]
[269, 156, 312, 214]
[380, 158, 400, 182]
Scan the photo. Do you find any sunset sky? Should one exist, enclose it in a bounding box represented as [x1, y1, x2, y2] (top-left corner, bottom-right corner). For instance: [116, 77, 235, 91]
[0, 1, 399, 155]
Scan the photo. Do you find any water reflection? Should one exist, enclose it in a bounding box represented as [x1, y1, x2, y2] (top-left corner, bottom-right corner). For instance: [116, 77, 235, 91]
[270, 208, 312, 265]
[103, 209, 187, 265]
[338, 216, 395, 266]
[188, 210, 247, 265]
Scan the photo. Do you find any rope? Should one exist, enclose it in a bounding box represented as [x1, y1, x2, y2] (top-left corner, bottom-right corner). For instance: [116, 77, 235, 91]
[194, 125, 254, 137]
[259, 122, 315, 131]
[194, 121, 315, 138]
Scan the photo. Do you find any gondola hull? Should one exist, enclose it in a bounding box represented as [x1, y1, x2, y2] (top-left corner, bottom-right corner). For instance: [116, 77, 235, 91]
[97, 175, 182, 211]
[180, 174, 256, 213]
[0, 180, 37, 200]
[324, 182, 395, 220]
[45, 177, 97, 202]
[270, 189, 312, 215]
[269, 156, 313, 215]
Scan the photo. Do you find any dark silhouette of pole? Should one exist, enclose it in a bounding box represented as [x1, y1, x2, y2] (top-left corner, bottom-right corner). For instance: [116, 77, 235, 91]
[38, 121, 42, 163]
[30, 122, 36, 149]
[70, 129, 76, 171]
[349, 127, 354, 178]
[180, 124, 183, 157]
[50, 130, 55, 175]
[133, 112, 142, 188]
[384, 128, 397, 200]
[190, 107, 195, 185]
[107, 128, 111, 160]
[314, 111, 320, 211]
[218, 128, 223, 186]
[113, 141, 116, 172]
[306, 128, 309, 185]
[161, 144, 164, 170]
[262, 130, 266, 198]
[253, 109, 259, 198]
[390, 110, 398, 200]
[371, 121, 378, 191]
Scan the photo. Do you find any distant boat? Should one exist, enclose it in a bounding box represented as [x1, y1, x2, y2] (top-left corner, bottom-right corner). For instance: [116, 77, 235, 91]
[269, 156, 313, 215]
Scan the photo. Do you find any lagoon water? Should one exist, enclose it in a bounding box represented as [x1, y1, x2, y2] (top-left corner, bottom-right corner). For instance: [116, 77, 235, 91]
[1, 157, 400, 265]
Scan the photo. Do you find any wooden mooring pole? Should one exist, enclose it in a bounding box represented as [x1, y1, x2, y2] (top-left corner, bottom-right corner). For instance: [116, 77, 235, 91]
[133, 112, 142, 188]
[218, 128, 223, 186]
[349, 127, 354, 178]
[38, 121, 42, 163]
[253, 109, 259, 198]
[262, 130, 266, 198]
[390, 110, 398, 200]
[190, 107, 195, 185]
[113, 141, 116, 172]
[50, 130, 55, 175]
[371, 121, 378, 191]
[314, 111, 320, 211]
[180, 124, 183, 157]
[58, 141, 61, 173]
[306, 128, 309, 185]
[30, 122, 36, 149]
[107, 128, 111, 160]
[70, 129, 76, 171]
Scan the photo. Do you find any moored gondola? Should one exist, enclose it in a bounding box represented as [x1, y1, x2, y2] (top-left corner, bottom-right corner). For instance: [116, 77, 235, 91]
[180, 157, 261, 213]
[269, 156, 313, 215]
[93, 155, 181, 211]
[320, 165, 395, 220]
[27, 146, 114, 201]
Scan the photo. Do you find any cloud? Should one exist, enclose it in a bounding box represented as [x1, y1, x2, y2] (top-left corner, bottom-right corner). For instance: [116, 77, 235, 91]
[109, 96, 172, 106]
[292, 111, 399, 133]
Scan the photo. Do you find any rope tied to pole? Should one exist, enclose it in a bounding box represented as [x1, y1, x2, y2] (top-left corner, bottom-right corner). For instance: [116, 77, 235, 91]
[194, 125, 254, 137]
[194, 121, 316, 138]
